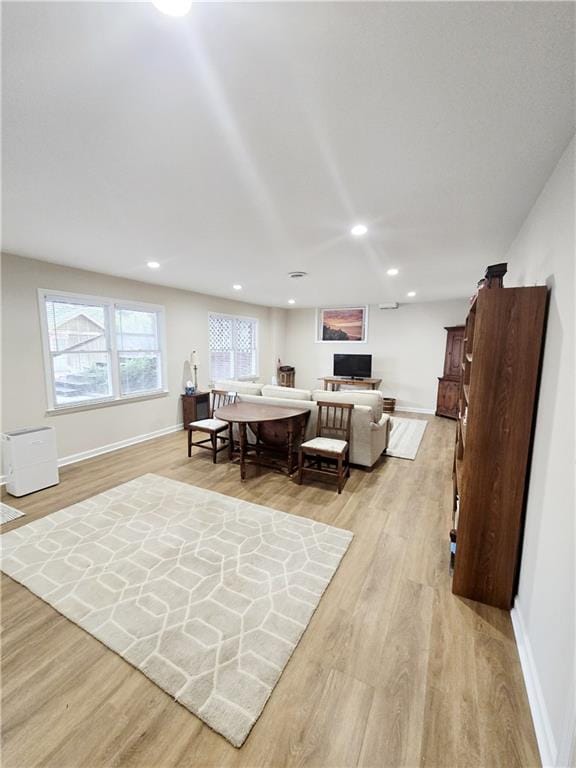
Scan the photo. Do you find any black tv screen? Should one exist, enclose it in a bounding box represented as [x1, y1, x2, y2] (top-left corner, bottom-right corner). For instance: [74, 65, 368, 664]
[333, 354, 372, 378]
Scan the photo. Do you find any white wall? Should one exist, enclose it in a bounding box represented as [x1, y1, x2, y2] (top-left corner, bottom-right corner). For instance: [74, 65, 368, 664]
[506, 137, 575, 768]
[1, 253, 285, 462]
[284, 299, 469, 411]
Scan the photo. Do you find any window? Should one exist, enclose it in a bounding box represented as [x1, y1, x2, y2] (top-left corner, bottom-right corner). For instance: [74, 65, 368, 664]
[209, 313, 258, 382]
[39, 290, 166, 410]
[116, 308, 162, 396]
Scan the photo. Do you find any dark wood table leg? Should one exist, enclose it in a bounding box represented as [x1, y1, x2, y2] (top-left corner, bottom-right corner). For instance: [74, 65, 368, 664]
[239, 422, 247, 481]
[228, 422, 235, 461]
[286, 419, 295, 475]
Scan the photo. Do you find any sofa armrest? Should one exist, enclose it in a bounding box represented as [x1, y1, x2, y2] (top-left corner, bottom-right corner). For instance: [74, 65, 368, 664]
[370, 414, 391, 451]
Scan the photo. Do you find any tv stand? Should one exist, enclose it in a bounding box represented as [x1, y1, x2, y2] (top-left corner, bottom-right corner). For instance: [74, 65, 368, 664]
[319, 376, 382, 392]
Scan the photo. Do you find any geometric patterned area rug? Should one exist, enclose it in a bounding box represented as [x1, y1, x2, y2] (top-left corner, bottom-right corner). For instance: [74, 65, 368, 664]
[0, 474, 353, 747]
[387, 417, 428, 460]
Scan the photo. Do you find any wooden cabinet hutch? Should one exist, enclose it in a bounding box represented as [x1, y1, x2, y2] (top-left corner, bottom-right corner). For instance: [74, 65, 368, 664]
[436, 325, 465, 419]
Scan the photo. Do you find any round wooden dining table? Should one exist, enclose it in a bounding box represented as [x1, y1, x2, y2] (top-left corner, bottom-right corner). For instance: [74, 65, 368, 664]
[214, 401, 311, 480]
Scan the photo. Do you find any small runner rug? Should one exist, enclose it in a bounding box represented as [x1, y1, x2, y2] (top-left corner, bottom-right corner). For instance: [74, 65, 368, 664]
[0, 502, 25, 525]
[387, 417, 428, 460]
[0, 474, 352, 747]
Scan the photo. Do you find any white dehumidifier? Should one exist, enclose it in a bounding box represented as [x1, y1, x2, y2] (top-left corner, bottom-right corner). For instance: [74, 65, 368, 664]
[2, 426, 59, 497]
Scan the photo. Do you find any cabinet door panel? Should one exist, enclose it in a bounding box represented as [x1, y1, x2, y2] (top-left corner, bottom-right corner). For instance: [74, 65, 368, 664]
[445, 328, 465, 379]
[436, 379, 460, 418]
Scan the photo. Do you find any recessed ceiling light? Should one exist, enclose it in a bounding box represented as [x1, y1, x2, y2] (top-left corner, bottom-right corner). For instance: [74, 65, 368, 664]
[288, 299, 296, 305]
[147, 261, 160, 269]
[152, 0, 192, 17]
[350, 224, 368, 237]
[233, 284, 242, 291]
[387, 268, 399, 276]
[407, 291, 416, 297]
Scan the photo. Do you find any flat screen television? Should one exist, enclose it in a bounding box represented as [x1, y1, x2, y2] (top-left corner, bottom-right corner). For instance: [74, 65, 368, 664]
[333, 354, 372, 379]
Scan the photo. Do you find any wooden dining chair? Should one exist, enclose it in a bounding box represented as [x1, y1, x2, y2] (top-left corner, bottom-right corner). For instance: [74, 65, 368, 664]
[297, 401, 354, 494]
[187, 390, 237, 463]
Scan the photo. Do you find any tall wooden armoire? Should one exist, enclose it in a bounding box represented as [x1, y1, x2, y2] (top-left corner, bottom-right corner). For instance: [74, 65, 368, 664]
[436, 326, 465, 419]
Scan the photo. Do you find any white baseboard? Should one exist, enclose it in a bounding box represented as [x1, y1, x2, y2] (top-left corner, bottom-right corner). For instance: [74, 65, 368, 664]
[58, 423, 184, 469]
[511, 601, 557, 767]
[1, 423, 183, 486]
[395, 406, 436, 415]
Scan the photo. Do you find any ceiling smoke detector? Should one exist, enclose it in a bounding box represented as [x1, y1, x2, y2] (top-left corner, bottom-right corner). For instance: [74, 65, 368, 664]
[288, 271, 308, 279]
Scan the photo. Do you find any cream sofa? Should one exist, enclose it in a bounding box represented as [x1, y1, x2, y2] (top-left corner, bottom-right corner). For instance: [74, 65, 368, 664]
[214, 381, 390, 468]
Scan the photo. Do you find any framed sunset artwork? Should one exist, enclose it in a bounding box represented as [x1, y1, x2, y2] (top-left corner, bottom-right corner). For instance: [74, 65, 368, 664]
[316, 306, 368, 343]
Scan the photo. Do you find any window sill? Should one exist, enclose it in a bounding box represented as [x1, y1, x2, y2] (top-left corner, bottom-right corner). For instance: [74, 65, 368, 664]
[46, 390, 170, 416]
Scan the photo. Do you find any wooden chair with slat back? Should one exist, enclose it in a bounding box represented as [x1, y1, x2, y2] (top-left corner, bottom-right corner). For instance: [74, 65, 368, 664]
[187, 389, 237, 463]
[297, 401, 354, 494]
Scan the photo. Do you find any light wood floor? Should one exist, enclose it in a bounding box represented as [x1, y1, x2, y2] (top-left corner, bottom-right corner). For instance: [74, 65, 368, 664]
[1, 415, 540, 768]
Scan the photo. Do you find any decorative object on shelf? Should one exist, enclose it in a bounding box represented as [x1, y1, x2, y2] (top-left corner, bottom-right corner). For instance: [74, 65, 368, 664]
[190, 350, 199, 390]
[316, 306, 368, 343]
[451, 263, 548, 609]
[184, 380, 195, 396]
[449, 528, 457, 571]
[277, 359, 295, 387]
[484, 262, 508, 288]
[469, 263, 508, 303]
[436, 325, 465, 419]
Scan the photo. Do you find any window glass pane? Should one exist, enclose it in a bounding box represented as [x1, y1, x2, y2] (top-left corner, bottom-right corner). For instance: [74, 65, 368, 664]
[210, 350, 234, 382]
[53, 352, 112, 405]
[209, 314, 257, 380]
[46, 300, 107, 353]
[235, 318, 256, 352]
[235, 350, 256, 379]
[119, 353, 161, 395]
[209, 315, 233, 350]
[116, 309, 158, 351]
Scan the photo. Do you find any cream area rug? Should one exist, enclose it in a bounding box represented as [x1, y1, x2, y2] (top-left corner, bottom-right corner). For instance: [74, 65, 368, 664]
[0, 502, 25, 524]
[0, 474, 352, 747]
[387, 417, 428, 460]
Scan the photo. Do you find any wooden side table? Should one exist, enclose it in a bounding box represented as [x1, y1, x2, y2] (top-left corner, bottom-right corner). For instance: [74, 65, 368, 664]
[319, 376, 382, 391]
[278, 368, 295, 387]
[181, 392, 210, 430]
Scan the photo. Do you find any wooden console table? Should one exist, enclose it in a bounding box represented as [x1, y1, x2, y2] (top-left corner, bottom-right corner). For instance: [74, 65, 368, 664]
[214, 401, 310, 480]
[319, 376, 382, 391]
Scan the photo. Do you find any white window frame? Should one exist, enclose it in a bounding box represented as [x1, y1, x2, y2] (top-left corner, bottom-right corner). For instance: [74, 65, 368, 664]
[208, 312, 259, 383]
[38, 289, 168, 413]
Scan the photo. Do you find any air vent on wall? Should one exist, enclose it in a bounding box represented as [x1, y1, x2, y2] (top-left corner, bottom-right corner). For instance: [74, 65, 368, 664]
[378, 302, 399, 310]
[288, 271, 308, 279]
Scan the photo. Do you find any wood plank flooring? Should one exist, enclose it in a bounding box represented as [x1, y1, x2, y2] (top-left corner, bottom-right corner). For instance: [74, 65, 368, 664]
[1, 415, 540, 767]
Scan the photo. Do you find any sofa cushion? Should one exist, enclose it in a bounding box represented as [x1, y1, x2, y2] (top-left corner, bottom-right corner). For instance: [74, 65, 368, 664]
[311, 389, 383, 422]
[261, 384, 312, 401]
[214, 380, 262, 396]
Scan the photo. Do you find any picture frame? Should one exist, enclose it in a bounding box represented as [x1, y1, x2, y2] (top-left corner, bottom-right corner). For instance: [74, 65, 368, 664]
[315, 306, 368, 343]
